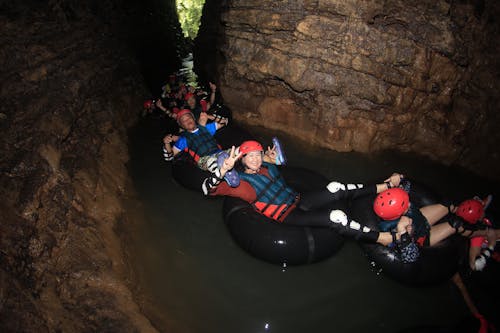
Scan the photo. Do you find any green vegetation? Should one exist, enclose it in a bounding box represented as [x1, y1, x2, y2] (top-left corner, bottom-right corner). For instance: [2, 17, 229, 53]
[176, 0, 205, 39]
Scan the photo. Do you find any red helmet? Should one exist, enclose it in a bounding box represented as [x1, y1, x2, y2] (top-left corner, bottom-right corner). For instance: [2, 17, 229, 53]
[143, 100, 153, 108]
[456, 199, 484, 224]
[373, 188, 410, 220]
[184, 92, 195, 101]
[176, 109, 194, 123]
[239, 140, 263, 155]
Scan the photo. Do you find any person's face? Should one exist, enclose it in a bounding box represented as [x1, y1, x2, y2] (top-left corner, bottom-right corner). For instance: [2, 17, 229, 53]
[179, 113, 196, 131]
[243, 151, 263, 173]
[187, 96, 196, 108]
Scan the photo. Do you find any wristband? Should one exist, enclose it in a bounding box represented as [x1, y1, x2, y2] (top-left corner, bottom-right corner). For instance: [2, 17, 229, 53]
[385, 181, 392, 189]
[391, 231, 397, 244]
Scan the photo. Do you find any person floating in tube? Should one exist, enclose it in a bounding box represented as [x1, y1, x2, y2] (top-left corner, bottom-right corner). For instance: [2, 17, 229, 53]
[375, 189, 499, 333]
[457, 196, 500, 271]
[162, 108, 239, 187]
[373, 184, 500, 264]
[182, 82, 227, 125]
[201, 139, 407, 246]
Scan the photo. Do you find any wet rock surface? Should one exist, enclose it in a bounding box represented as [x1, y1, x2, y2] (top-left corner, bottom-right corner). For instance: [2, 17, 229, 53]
[196, 0, 500, 180]
[0, 1, 180, 331]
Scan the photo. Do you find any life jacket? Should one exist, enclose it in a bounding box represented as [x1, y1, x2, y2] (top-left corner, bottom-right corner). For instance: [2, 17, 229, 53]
[239, 163, 299, 222]
[181, 125, 220, 162]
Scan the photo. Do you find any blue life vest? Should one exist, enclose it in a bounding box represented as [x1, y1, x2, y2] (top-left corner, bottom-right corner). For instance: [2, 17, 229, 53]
[379, 204, 430, 247]
[181, 125, 220, 161]
[239, 163, 298, 221]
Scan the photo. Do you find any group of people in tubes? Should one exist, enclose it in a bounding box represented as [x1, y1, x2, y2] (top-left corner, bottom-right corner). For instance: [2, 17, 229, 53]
[143, 72, 500, 332]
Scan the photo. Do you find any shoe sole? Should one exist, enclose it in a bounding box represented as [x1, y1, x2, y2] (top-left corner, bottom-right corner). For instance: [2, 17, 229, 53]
[272, 137, 287, 165]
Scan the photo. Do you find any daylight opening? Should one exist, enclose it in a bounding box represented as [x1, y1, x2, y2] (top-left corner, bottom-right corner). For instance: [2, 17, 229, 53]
[176, 0, 205, 39]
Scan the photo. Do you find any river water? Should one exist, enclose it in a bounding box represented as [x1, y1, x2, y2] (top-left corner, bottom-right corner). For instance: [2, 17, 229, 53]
[126, 113, 499, 333]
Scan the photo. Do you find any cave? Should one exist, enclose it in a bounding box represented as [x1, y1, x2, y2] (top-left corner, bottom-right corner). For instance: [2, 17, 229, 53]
[1, 0, 499, 332]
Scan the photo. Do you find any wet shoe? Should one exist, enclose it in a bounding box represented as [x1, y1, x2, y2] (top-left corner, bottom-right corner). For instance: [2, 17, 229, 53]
[217, 151, 240, 187]
[272, 137, 287, 165]
[473, 194, 493, 210]
[483, 194, 493, 210]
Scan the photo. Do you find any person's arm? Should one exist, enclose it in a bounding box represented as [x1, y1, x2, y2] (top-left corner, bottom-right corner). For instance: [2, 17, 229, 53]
[198, 111, 209, 127]
[156, 99, 176, 119]
[162, 134, 180, 161]
[375, 173, 404, 193]
[208, 82, 217, 105]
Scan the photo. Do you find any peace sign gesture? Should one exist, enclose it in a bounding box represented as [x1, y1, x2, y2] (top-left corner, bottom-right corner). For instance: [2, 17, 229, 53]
[220, 146, 242, 174]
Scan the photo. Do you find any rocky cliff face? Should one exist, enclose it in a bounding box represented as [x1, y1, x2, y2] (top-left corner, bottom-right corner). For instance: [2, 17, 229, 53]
[0, 1, 180, 331]
[196, 0, 500, 180]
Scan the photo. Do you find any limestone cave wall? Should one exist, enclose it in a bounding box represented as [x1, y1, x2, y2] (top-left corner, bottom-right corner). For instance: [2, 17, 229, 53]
[195, 0, 500, 180]
[0, 0, 181, 331]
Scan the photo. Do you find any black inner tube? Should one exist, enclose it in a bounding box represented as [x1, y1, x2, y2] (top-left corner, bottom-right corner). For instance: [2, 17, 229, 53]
[349, 180, 465, 286]
[223, 167, 345, 265]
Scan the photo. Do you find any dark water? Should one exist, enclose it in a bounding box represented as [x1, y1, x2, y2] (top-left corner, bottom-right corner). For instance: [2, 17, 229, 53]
[126, 117, 499, 333]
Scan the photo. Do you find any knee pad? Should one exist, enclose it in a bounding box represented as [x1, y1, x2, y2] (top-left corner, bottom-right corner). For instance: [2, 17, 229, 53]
[330, 210, 372, 233]
[330, 209, 348, 225]
[327, 181, 363, 193]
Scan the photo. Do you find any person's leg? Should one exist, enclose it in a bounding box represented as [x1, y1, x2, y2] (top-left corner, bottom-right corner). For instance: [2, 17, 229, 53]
[198, 148, 233, 172]
[299, 184, 376, 211]
[429, 222, 498, 246]
[283, 208, 390, 244]
[451, 273, 492, 333]
[419, 204, 449, 226]
[428, 223, 457, 246]
[197, 154, 217, 172]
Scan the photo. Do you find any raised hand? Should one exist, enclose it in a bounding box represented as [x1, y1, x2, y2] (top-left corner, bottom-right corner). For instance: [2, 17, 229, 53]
[163, 134, 178, 145]
[198, 111, 208, 126]
[265, 144, 278, 162]
[396, 216, 413, 237]
[385, 173, 404, 187]
[221, 146, 242, 173]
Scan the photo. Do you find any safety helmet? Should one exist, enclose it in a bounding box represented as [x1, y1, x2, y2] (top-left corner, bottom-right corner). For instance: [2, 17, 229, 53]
[176, 109, 194, 124]
[184, 92, 195, 101]
[373, 188, 410, 220]
[456, 199, 484, 224]
[143, 100, 153, 108]
[239, 140, 264, 155]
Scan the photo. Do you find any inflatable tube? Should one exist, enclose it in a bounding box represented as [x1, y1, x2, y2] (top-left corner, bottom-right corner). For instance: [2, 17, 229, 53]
[223, 167, 345, 266]
[172, 123, 254, 191]
[172, 151, 210, 191]
[350, 180, 464, 286]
